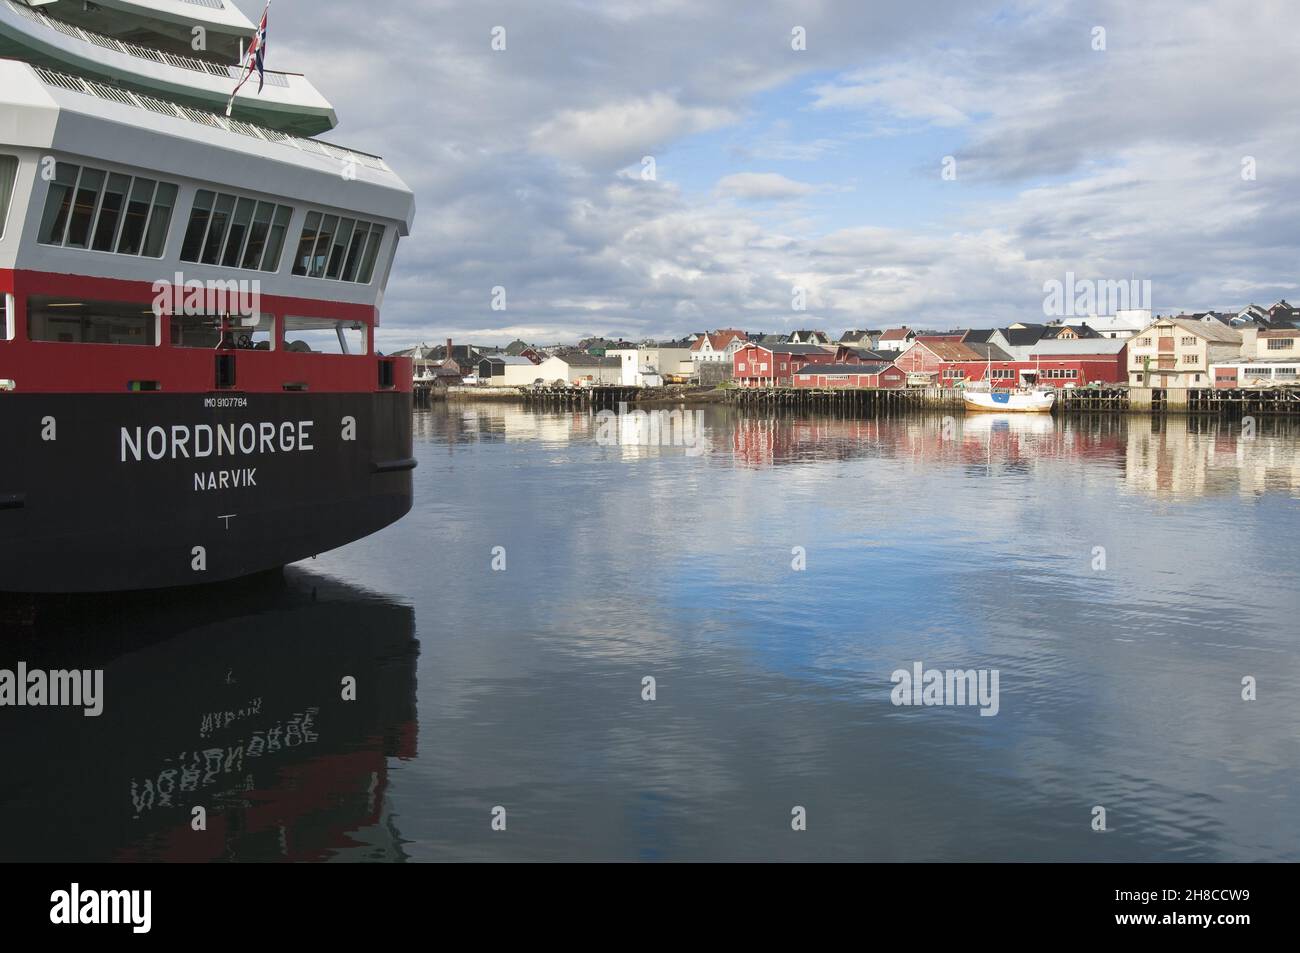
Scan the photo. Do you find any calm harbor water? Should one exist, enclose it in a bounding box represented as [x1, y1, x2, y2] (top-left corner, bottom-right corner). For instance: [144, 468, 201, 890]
[2, 403, 1298, 861]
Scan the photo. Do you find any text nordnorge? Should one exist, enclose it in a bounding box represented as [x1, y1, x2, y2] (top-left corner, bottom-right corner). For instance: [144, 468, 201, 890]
[120, 420, 316, 463]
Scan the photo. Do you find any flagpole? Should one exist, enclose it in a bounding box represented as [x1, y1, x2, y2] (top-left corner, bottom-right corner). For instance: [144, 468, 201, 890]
[226, 1, 270, 118]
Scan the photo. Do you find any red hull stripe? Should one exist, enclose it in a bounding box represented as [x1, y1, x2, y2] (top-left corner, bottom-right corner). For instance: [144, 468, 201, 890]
[0, 269, 410, 394]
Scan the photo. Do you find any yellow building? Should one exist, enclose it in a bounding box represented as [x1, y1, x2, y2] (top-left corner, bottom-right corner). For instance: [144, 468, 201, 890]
[1127, 317, 1241, 387]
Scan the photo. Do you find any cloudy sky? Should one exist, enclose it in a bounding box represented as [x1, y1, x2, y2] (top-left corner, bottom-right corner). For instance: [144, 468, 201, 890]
[239, 1, 1300, 348]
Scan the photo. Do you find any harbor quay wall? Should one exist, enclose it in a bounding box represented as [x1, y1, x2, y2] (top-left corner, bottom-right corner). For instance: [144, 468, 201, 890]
[415, 382, 1300, 415]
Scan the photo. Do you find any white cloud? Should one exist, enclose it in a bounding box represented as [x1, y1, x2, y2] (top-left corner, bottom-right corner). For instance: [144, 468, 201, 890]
[530, 94, 737, 169]
[715, 172, 818, 201]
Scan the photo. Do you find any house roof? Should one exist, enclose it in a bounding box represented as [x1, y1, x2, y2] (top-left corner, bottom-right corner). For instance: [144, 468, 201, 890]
[481, 354, 536, 365]
[691, 329, 747, 351]
[1061, 315, 1148, 331]
[1216, 357, 1300, 366]
[795, 362, 895, 375]
[551, 353, 620, 367]
[767, 343, 836, 355]
[1042, 325, 1100, 338]
[999, 326, 1050, 346]
[1029, 339, 1128, 356]
[920, 341, 1013, 362]
[879, 327, 914, 341]
[838, 330, 878, 343]
[961, 328, 996, 344]
[1160, 317, 1243, 343]
[842, 346, 893, 361]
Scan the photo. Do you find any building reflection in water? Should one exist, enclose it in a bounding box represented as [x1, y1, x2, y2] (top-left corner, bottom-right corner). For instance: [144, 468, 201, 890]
[0, 568, 418, 862]
[1124, 415, 1300, 498]
[420, 400, 1300, 499]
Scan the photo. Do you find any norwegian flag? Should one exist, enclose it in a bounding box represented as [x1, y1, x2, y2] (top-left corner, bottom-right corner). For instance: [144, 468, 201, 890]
[226, 3, 269, 117]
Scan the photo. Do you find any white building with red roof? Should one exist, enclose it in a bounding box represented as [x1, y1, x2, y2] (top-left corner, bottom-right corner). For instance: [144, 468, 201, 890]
[690, 329, 748, 366]
[877, 327, 917, 351]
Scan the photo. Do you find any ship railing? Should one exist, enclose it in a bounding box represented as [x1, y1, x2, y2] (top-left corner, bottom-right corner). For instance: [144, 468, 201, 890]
[31, 64, 392, 173]
[7, 0, 291, 87]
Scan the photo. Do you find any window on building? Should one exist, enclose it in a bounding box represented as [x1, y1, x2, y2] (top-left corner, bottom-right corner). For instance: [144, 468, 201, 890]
[282, 316, 367, 355]
[1138, 337, 1151, 346]
[36, 163, 177, 257]
[1276, 367, 1297, 378]
[171, 312, 274, 350]
[1182, 354, 1199, 365]
[0, 154, 18, 241]
[1180, 336, 1196, 346]
[27, 297, 158, 346]
[179, 190, 292, 272]
[1266, 338, 1295, 350]
[292, 211, 386, 283]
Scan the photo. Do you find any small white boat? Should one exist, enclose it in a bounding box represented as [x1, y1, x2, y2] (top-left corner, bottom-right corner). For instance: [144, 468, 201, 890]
[962, 361, 1056, 413]
[963, 387, 1055, 413]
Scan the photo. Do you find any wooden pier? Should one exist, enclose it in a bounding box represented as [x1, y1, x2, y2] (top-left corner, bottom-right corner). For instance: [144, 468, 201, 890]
[519, 385, 641, 410]
[723, 385, 1300, 417]
[726, 387, 939, 413]
[413, 381, 441, 407]
[1058, 388, 1129, 412]
[1185, 388, 1300, 415]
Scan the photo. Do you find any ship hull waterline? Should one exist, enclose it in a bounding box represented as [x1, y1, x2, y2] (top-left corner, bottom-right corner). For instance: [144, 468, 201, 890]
[0, 391, 414, 593]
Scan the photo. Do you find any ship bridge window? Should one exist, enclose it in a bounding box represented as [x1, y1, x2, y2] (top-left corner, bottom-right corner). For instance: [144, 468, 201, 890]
[283, 316, 367, 356]
[36, 163, 177, 258]
[28, 297, 159, 346]
[180, 190, 292, 273]
[0, 155, 17, 241]
[292, 210, 386, 284]
[171, 313, 273, 350]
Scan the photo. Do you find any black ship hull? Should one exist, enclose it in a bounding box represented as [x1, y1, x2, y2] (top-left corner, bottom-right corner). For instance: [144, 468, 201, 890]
[0, 391, 414, 593]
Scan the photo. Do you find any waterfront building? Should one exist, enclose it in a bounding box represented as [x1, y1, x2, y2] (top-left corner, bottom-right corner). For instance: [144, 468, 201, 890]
[610, 343, 694, 386]
[689, 329, 747, 367]
[477, 354, 540, 387]
[1127, 317, 1241, 387]
[1209, 358, 1300, 388]
[534, 352, 621, 385]
[793, 362, 905, 388]
[1056, 310, 1149, 339]
[733, 342, 838, 387]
